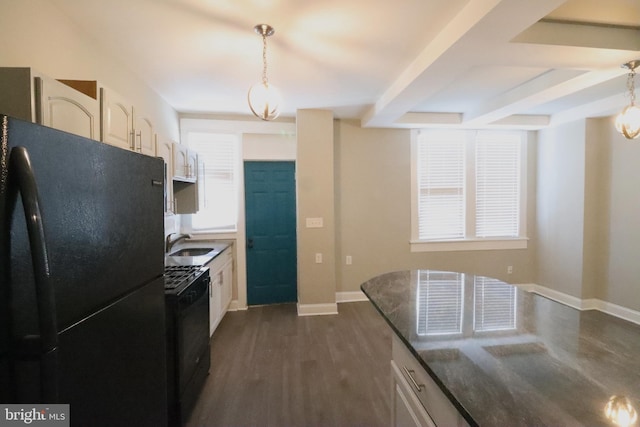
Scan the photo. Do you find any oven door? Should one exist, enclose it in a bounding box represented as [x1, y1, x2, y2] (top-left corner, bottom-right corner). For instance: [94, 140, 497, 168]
[177, 273, 210, 394]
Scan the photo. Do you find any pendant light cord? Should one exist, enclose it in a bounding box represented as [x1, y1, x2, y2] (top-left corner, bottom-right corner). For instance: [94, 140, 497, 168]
[627, 68, 636, 106]
[262, 32, 269, 86]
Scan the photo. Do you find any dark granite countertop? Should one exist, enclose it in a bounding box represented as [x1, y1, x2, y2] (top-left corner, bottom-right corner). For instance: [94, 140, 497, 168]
[361, 270, 640, 427]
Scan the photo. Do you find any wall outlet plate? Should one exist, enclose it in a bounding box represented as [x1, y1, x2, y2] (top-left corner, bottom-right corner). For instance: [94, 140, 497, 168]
[306, 217, 323, 228]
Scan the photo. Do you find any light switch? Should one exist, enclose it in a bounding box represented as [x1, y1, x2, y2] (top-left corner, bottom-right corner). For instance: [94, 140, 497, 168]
[315, 253, 323, 263]
[306, 217, 323, 228]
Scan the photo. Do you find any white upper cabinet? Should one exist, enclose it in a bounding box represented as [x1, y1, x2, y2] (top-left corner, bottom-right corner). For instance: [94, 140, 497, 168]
[172, 143, 194, 182]
[172, 143, 188, 180]
[134, 111, 154, 156]
[155, 134, 175, 214]
[187, 149, 198, 180]
[100, 87, 133, 150]
[0, 67, 99, 140]
[36, 76, 99, 140]
[100, 86, 155, 154]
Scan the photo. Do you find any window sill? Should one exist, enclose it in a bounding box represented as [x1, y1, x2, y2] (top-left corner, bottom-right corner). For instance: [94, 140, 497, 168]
[410, 238, 528, 252]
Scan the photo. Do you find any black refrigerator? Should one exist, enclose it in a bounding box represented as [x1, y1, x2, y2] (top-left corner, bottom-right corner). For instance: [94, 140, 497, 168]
[0, 115, 168, 427]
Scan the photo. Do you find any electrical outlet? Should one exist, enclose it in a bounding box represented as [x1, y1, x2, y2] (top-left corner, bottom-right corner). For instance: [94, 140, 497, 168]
[507, 265, 513, 274]
[315, 253, 323, 263]
[346, 255, 352, 265]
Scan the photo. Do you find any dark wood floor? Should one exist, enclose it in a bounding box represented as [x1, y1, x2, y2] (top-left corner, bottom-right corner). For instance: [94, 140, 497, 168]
[186, 301, 392, 427]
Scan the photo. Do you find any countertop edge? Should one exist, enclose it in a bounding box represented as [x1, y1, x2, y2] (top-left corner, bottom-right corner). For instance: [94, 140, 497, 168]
[360, 284, 479, 427]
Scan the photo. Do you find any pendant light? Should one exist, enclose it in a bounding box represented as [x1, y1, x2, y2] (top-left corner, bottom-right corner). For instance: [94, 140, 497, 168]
[615, 60, 640, 140]
[247, 24, 282, 121]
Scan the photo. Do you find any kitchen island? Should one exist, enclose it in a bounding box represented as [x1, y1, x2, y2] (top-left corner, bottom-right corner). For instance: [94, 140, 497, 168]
[361, 270, 640, 427]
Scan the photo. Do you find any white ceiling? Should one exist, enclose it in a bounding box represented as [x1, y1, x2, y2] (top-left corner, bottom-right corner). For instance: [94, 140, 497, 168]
[50, 0, 640, 129]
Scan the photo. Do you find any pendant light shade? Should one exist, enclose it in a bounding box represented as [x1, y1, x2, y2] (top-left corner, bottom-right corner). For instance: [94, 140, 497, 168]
[248, 81, 282, 121]
[616, 60, 640, 140]
[248, 24, 282, 121]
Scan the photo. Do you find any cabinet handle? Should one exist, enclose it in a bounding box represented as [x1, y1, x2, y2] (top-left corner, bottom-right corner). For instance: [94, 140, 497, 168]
[129, 130, 135, 151]
[201, 162, 206, 208]
[136, 131, 142, 152]
[402, 366, 425, 393]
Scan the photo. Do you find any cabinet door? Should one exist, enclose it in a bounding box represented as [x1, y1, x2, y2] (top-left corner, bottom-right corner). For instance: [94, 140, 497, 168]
[209, 273, 222, 337]
[221, 259, 233, 313]
[392, 360, 436, 427]
[36, 76, 99, 140]
[100, 87, 133, 150]
[134, 109, 155, 155]
[155, 135, 175, 213]
[172, 143, 189, 180]
[187, 150, 198, 180]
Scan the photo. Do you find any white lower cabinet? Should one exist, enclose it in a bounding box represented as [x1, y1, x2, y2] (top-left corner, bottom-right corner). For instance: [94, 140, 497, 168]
[207, 247, 233, 337]
[391, 335, 468, 427]
[209, 270, 222, 337]
[392, 360, 436, 427]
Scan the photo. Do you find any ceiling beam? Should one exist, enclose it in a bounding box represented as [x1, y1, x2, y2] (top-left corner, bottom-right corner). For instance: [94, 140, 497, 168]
[462, 68, 626, 126]
[550, 93, 623, 127]
[513, 20, 640, 51]
[360, 0, 504, 128]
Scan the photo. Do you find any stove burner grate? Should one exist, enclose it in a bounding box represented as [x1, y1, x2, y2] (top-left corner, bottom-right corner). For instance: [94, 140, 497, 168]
[164, 265, 203, 290]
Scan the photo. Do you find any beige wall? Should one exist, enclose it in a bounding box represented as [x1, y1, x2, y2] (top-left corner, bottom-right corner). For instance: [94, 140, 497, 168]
[536, 117, 640, 311]
[601, 118, 640, 310]
[335, 120, 537, 294]
[536, 120, 587, 298]
[0, 0, 179, 140]
[296, 109, 336, 306]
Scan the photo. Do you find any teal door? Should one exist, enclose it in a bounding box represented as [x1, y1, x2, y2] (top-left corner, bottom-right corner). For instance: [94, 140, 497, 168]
[244, 161, 297, 305]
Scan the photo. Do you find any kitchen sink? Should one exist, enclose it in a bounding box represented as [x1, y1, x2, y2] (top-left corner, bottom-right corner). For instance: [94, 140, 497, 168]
[170, 248, 215, 257]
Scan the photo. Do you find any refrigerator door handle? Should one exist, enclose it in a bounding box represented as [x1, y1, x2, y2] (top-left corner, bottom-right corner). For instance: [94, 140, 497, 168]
[8, 146, 59, 402]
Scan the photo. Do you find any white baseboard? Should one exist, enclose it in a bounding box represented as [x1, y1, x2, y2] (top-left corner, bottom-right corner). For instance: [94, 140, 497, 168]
[227, 300, 248, 311]
[336, 291, 368, 303]
[518, 283, 640, 326]
[297, 302, 338, 316]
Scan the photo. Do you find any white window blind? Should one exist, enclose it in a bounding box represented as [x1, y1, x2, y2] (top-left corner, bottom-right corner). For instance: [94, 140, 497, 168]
[417, 131, 465, 240]
[187, 132, 238, 231]
[473, 276, 516, 332]
[475, 132, 521, 238]
[415, 130, 524, 244]
[416, 271, 464, 336]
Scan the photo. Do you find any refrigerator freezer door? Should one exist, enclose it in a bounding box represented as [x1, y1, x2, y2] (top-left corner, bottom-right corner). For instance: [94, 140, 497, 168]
[3, 116, 165, 333]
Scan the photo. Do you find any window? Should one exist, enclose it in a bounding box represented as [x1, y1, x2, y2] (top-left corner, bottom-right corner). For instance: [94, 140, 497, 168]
[411, 130, 527, 251]
[184, 132, 239, 232]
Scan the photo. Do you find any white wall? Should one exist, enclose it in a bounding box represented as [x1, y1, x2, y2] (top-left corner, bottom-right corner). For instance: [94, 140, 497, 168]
[0, 0, 179, 140]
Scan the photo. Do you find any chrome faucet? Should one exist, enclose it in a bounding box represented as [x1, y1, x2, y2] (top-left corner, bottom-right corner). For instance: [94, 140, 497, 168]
[165, 233, 191, 253]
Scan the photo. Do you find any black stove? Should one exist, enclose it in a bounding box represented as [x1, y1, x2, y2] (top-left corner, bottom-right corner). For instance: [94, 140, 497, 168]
[163, 264, 211, 427]
[164, 265, 205, 292]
